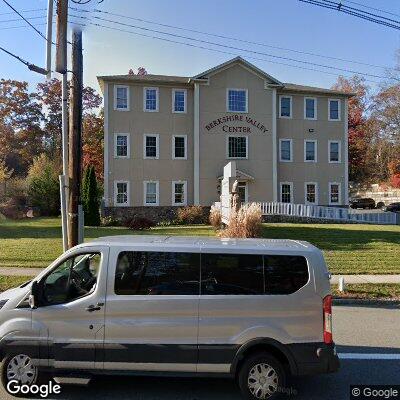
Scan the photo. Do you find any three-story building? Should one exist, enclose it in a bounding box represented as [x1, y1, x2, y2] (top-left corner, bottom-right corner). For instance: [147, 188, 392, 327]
[98, 57, 351, 218]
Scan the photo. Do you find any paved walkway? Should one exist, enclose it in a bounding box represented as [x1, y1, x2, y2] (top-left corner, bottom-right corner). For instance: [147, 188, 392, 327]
[0, 267, 400, 284]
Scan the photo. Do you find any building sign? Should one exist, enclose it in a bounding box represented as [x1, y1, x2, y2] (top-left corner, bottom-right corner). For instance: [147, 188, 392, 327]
[205, 114, 268, 134]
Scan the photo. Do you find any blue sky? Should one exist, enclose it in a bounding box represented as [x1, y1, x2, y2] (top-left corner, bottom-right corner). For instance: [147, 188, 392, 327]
[0, 0, 399, 93]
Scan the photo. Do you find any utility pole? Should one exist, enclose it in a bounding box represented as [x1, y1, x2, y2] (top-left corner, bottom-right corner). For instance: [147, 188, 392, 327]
[68, 30, 83, 248]
[55, 0, 69, 251]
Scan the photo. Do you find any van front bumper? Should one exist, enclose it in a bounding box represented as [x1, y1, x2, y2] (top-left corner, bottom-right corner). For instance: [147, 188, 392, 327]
[287, 342, 340, 375]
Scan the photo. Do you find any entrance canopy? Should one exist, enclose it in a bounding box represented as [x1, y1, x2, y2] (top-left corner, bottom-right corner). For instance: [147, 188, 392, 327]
[218, 169, 254, 182]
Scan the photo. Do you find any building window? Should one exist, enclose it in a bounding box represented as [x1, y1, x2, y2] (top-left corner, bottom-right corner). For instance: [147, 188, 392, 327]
[305, 182, 317, 204]
[172, 89, 187, 113]
[172, 181, 187, 206]
[304, 140, 317, 162]
[304, 97, 317, 120]
[114, 85, 129, 111]
[114, 133, 129, 158]
[328, 99, 340, 121]
[114, 181, 129, 206]
[144, 87, 159, 112]
[144, 181, 159, 206]
[280, 182, 293, 203]
[227, 89, 248, 112]
[228, 136, 248, 159]
[329, 183, 341, 205]
[329, 140, 341, 163]
[279, 96, 292, 118]
[279, 139, 292, 162]
[172, 135, 187, 159]
[144, 134, 159, 159]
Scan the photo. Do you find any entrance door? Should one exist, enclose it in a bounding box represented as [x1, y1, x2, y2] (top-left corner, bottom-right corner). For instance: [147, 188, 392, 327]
[103, 248, 200, 372]
[32, 246, 109, 371]
[238, 181, 248, 203]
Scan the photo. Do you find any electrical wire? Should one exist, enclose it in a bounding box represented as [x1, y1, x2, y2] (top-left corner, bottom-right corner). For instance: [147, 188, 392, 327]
[67, 11, 396, 81]
[69, 6, 391, 70]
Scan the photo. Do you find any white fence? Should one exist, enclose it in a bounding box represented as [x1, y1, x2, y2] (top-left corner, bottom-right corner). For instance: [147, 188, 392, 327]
[255, 202, 399, 225]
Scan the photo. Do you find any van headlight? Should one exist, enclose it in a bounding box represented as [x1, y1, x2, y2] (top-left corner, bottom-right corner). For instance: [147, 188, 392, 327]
[0, 299, 9, 310]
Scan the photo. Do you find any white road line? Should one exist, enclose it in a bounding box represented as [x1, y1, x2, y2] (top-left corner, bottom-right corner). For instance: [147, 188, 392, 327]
[339, 353, 400, 360]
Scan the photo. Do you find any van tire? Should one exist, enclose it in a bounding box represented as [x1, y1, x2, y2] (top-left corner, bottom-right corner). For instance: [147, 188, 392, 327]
[238, 353, 286, 400]
[1, 353, 52, 398]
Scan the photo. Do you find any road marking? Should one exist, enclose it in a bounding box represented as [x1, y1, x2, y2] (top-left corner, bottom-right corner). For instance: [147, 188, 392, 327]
[339, 353, 400, 360]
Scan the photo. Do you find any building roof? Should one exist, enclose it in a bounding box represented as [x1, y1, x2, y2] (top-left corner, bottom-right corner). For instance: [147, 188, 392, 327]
[83, 235, 316, 252]
[97, 57, 353, 97]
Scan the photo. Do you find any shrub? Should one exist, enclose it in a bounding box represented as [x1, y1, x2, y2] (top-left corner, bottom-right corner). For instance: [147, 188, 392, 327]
[82, 165, 101, 226]
[101, 215, 121, 227]
[124, 216, 155, 230]
[176, 205, 205, 224]
[209, 204, 222, 228]
[27, 154, 60, 216]
[218, 203, 262, 238]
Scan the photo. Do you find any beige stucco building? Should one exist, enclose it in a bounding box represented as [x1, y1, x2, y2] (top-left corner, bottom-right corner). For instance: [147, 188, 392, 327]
[98, 57, 351, 217]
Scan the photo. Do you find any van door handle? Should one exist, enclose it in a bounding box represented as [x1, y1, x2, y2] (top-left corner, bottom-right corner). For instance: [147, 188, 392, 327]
[86, 304, 102, 312]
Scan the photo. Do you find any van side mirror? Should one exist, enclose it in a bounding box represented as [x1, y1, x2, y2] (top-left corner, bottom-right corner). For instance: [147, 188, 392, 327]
[29, 281, 39, 309]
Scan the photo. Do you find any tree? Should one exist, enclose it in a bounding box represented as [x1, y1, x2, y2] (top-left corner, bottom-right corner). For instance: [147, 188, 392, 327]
[27, 154, 61, 216]
[128, 67, 148, 75]
[35, 78, 103, 159]
[332, 76, 375, 185]
[0, 79, 44, 175]
[0, 158, 13, 198]
[82, 111, 104, 180]
[82, 165, 100, 226]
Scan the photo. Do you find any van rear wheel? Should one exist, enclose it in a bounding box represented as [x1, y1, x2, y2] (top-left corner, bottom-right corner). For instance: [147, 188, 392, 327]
[238, 353, 286, 400]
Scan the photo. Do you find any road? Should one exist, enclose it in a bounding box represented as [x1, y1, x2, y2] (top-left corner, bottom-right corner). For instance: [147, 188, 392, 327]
[1, 305, 399, 399]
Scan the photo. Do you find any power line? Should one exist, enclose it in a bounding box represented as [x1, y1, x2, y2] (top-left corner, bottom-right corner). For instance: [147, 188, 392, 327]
[343, 0, 400, 19]
[0, 45, 47, 74]
[0, 7, 45, 16]
[1, 0, 51, 41]
[69, 6, 391, 71]
[0, 14, 47, 23]
[68, 11, 396, 81]
[299, 0, 400, 30]
[65, 16, 381, 84]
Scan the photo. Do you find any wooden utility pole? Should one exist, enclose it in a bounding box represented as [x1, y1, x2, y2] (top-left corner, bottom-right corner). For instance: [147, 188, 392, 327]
[54, 0, 69, 251]
[68, 30, 83, 248]
[55, 0, 68, 74]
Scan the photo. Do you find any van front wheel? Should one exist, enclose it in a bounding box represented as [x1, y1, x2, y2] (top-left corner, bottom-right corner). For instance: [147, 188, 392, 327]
[1, 353, 50, 397]
[238, 353, 286, 400]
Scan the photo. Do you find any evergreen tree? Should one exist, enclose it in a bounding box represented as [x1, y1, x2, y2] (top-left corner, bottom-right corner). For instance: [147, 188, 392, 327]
[82, 165, 100, 226]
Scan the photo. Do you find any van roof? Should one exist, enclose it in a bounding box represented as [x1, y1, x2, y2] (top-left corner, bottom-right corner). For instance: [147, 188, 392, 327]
[86, 235, 317, 252]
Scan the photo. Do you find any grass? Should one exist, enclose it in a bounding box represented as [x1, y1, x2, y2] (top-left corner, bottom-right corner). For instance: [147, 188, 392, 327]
[0, 217, 399, 274]
[332, 284, 400, 299]
[0, 276, 32, 292]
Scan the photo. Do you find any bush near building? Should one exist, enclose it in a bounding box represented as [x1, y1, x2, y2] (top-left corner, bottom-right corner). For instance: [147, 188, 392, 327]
[176, 205, 206, 224]
[82, 165, 101, 226]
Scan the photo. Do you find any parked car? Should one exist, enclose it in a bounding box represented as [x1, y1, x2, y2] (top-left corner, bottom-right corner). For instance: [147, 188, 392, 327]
[349, 197, 376, 209]
[376, 201, 386, 210]
[384, 202, 400, 213]
[0, 236, 339, 399]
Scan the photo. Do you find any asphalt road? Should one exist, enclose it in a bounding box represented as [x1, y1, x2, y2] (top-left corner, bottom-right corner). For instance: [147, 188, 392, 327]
[2, 305, 400, 399]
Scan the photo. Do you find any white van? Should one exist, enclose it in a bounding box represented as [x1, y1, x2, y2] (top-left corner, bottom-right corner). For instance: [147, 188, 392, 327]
[0, 236, 339, 399]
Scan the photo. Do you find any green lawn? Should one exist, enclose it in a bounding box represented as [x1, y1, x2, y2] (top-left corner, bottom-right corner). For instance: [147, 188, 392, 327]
[0, 217, 399, 274]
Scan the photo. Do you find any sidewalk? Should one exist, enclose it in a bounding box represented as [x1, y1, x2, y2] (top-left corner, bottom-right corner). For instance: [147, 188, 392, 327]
[330, 275, 400, 284]
[0, 266, 400, 284]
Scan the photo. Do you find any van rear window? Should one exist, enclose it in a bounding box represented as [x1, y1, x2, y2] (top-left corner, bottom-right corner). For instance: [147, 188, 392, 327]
[264, 255, 309, 294]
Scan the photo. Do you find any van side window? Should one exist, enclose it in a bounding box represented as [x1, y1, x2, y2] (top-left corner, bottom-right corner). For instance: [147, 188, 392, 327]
[114, 251, 200, 295]
[263, 255, 308, 294]
[201, 254, 264, 295]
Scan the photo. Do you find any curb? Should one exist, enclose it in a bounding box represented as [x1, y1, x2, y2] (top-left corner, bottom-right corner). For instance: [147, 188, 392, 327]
[333, 298, 400, 306]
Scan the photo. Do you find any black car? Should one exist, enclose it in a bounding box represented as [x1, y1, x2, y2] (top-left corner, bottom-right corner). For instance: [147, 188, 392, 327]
[349, 197, 376, 209]
[384, 202, 400, 213]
